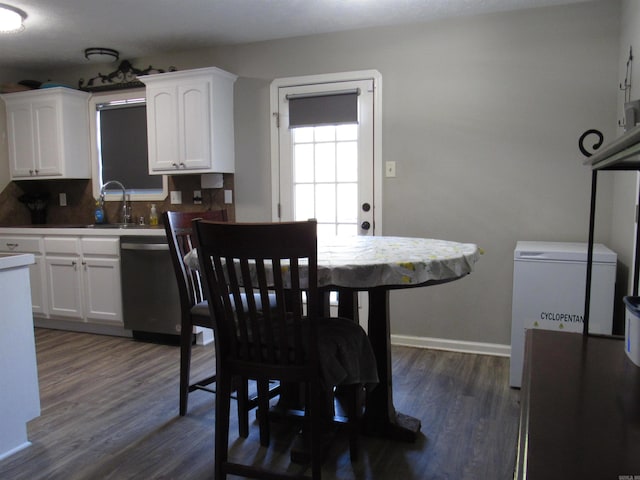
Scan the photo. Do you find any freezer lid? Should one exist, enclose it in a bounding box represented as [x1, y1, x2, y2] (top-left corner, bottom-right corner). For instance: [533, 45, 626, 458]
[514, 241, 617, 263]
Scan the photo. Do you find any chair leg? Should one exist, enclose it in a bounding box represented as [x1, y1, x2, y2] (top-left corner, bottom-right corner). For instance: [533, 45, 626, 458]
[215, 371, 232, 480]
[179, 322, 193, 416]
[348, 384, 363, 462]
[235, 377, 250, 438]
[256, 379, 271, 447]
[309, 381, 323, 480]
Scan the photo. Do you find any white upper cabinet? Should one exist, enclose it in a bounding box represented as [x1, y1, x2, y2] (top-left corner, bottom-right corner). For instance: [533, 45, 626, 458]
[140, 67, 237, 175]
[1, 87, 91, 180]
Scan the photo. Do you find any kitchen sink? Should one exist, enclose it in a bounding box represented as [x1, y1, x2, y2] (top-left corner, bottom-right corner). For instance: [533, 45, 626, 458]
[85, 223, 156, 229]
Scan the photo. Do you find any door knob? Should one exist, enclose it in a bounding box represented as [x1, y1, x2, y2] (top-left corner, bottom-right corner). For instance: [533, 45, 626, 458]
[361, 221, 371, 231]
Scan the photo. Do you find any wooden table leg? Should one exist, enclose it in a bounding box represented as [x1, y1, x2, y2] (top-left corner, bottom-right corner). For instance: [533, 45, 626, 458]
[362, 287, 421, 442]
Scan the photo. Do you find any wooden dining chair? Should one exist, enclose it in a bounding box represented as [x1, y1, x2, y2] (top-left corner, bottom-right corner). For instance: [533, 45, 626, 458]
[164, 210, 233, 416]
[194, 219, 372, 480]
[165, 210, 282, 441]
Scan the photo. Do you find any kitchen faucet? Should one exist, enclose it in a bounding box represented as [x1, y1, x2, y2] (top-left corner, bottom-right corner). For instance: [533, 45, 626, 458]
[100, 180, 130, 224]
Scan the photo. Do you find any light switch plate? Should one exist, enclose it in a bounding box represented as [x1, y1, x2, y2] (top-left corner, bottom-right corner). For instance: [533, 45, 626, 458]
[170, 191, 182, 204]
[224, 190, 233, 204]
[385, 161, 396, 178]
[59, 193, 67, 206]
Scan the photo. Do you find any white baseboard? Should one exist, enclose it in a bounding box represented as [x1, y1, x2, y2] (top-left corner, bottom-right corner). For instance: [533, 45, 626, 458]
[390, 334, 511, 358]
[34, 317, 132, 338]
[0, 441, 32, 462]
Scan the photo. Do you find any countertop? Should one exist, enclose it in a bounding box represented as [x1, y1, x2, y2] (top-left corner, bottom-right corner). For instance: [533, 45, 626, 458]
[0, 225, 166, 237]
[0, 253, 35, 270]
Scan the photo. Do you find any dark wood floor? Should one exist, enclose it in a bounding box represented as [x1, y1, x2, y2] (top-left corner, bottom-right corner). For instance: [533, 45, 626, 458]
[0, 328, 520, 480]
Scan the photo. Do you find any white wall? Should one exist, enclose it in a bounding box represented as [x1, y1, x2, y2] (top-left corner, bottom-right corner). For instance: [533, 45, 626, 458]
[223, 1, 620, 346]
[29, 0, 622, 346]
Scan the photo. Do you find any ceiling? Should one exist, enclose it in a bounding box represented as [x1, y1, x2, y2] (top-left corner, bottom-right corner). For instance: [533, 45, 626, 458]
[2, 0, 592, 71]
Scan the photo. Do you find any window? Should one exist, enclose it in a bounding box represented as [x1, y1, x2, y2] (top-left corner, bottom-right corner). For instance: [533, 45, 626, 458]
[292, 124, 359, 236]
[90, 89, 168, 202]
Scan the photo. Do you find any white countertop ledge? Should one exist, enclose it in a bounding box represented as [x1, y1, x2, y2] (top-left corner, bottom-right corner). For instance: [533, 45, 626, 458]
[0, 253, 35, 270]
[0, 226, 166, 237]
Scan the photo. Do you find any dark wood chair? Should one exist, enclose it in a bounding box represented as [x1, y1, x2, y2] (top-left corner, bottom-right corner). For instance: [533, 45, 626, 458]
[194, 220, 373, 480]
[164, 210, 281, 439]
[163, 210, 232, 416]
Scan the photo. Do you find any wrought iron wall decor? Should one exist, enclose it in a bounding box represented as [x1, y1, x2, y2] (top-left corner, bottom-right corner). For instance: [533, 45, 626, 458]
[78, 60, 176, 92]
[578, 129, 604, 158]
[619, 46, 633, 129]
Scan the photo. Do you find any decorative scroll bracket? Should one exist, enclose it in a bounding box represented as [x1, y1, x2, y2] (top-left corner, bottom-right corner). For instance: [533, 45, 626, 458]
[78, 60, 176, 92]
[579, 129, 604, 158]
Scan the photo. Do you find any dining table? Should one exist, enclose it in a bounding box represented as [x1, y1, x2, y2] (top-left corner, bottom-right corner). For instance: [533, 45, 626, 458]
[315, 235, 481, 442]
[186, 233, 481, 442]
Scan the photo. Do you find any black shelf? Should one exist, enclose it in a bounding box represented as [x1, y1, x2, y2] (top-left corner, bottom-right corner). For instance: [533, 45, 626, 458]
[584, 126, 640, 334]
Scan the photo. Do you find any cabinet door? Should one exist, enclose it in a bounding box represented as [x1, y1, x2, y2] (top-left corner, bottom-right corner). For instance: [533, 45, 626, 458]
[45, 255, 83, 320]
[147, 86, 180, 172]
[5, 103, 36, 177]
[32, 99, 62, 176]
[82, 257, 123, 324]
[29, 255, 48, 316]
[179, 81, 212, 170]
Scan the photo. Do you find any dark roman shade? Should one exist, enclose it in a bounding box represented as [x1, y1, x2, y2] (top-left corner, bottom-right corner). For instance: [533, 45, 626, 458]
[98, 103, 162, 191]
[287, 89, 359, 128]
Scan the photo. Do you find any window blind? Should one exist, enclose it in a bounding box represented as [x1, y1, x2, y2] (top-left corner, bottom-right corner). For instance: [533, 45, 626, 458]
[99, 104, 161, 190]
[287, 89, 359, 128]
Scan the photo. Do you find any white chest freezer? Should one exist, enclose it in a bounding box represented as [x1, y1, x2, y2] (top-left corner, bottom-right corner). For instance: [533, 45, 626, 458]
[510, 241, 617, 387]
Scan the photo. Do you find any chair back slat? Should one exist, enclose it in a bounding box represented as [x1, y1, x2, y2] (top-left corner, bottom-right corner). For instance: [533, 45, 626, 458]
[194, 220, 318, 377]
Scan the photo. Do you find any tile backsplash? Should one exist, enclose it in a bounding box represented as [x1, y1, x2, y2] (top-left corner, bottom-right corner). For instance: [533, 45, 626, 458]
[0, 174, 235, 226]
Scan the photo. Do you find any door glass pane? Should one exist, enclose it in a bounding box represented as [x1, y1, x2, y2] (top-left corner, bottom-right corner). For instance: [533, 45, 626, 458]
[294, 184, 315, 221]
[314, 125, 335, 142]
[293, 126, 314, 142]
[336, 124, 358, 141]
[315, 184, 336, 223]
[294, 144, 314, 182]
[337, 141, 357, 182]
[337, 184, 357, 223]
[337, 224, 358, 236]
[315, 143, 336, 183]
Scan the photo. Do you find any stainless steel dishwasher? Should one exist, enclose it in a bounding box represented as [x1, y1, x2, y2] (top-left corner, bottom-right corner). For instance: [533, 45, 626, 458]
[120, 236, 182, 344]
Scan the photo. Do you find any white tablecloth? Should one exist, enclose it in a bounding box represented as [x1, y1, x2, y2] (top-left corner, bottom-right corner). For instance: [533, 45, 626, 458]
[186, 235, 480, 289]
[317, 236, 479, 288]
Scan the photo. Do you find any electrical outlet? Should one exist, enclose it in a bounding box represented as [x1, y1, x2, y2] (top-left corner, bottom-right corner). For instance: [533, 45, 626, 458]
[193, 190, 202, 204]
[59, 193, 67, 206]
[170, 191, 182, 204]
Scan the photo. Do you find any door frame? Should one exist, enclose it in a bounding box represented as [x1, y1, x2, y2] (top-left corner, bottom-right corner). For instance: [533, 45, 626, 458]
[269, 70, 383, 233]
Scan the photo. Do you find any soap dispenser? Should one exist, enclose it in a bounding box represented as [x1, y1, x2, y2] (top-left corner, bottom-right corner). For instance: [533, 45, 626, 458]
[149, 204, 158, 226]
[94, 197, 105, 224]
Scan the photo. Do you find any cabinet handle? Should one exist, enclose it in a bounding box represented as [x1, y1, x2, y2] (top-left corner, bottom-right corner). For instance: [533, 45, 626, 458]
[29, 169, 34, 175]
[172, 163, 178, 168]
[71, 260, 77, 269]
[179, 162, 186, 168]
[34, 169, 39, 175]
[6, 242, 19, 250]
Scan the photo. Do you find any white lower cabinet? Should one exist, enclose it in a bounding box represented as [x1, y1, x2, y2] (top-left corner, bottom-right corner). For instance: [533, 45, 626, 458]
[44, 236, 122, 325]
[45, 254, 84, 319]
[82, 256, 122, 323]
[0, 235, 48, 316]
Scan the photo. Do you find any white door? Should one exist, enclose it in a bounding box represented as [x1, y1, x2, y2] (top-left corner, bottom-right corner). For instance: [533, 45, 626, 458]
[271, 71, 382, 325]
[275, 78, 377, 236]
